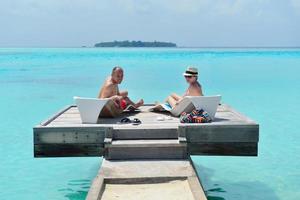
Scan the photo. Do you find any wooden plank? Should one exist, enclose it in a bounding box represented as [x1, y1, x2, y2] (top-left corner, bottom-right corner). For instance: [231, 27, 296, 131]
[55, 114, 81, 119]
[188, 142, 258, 156]
[105, 139, 187, 160]
[40, 105, 74, 126]
[110, 139, 183, 147]
[105, 146, 188, 160]
[188, 157, 208, 200]
[47, 121, 82, 125]
[180, 124, 259, 143]
[51, 119, 82, 124]
[224, 104, 257, 123]
[187, 176, 208, 200]
[112, 127, 178, 139]
[34, 127, 112, 157]
[99, 159, 195, 178]
[86, 159, 207, 200]
[64, 109, 80, 114]
[86, 176, 105, 200]
[34, 144, 104, 157]
[52, 116, 82, 121]
[43, 104, 257, 127]
[97, 115, 180, 125]
[34, 127, 108, 144]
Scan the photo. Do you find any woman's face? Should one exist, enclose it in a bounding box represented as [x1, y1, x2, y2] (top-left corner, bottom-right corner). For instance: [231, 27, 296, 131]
[184, 75, 197, 83]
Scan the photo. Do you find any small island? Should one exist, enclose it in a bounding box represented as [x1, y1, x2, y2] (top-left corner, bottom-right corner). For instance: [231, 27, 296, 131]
[94, 40, 177, 47]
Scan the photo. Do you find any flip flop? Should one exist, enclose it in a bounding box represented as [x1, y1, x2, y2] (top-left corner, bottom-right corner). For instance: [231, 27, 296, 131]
[132, 118, 141, 125]
[119, 117, 131, 124]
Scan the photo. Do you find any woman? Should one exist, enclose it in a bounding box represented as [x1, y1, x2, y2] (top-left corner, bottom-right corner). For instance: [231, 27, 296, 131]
[166, 67, 203, 108]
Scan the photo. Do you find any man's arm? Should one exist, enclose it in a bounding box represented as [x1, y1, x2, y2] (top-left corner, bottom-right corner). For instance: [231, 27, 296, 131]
[98, 84, 124, 108]
[119, 91, 128, 97]
[98, 83, 116, 98]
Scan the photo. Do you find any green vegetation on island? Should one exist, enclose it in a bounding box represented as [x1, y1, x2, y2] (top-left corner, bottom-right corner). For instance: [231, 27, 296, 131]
[94, 40, 177, 47]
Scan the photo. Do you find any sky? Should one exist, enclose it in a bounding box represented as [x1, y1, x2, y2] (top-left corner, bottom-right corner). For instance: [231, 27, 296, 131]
[0, 0, 300, 47]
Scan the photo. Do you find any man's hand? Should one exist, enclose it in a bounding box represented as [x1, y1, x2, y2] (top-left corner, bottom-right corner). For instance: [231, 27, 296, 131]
[111, 95, 122, 108]
[119, 91, 128, 97]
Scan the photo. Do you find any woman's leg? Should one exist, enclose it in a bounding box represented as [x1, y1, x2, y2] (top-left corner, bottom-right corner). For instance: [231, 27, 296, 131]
[166, 96, 178, 108]
[171, 93, 183, 101]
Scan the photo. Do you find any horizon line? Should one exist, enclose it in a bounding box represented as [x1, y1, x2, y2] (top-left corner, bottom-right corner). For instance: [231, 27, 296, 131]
[0, 46, 300, 49]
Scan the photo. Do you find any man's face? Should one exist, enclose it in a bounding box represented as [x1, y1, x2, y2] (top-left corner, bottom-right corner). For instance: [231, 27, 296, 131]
[112, 69, 124, 84]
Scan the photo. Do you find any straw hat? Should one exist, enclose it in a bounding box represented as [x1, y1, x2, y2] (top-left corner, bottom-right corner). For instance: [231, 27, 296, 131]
[183, 67, 198, 77]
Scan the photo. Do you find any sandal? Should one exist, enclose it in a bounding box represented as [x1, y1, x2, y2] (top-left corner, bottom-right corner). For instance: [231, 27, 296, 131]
[132, 118, 142, 125]
[120, 117, 131, 123]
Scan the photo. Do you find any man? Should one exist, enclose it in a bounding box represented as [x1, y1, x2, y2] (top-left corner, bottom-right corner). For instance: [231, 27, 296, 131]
[98, 66, 144, 112]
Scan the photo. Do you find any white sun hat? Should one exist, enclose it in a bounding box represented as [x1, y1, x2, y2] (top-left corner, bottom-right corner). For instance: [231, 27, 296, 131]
[183, 67, 198, 77]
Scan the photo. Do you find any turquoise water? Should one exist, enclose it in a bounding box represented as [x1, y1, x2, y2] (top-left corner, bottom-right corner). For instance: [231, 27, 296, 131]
[0, 48, 299, 200]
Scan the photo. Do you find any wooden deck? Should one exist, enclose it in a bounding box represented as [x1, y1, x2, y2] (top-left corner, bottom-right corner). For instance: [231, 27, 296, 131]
[33, 103, 259, 200]
[33, 104, 259, 157]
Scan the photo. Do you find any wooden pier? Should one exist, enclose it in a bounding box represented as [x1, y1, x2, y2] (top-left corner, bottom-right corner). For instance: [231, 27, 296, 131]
[33, 104, 259, 200]
[86, 159, 207, 200]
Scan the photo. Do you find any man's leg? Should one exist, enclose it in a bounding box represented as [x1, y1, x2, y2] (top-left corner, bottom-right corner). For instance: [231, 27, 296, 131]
[123, 97, 144, 108]
[99, 100, 123, 117]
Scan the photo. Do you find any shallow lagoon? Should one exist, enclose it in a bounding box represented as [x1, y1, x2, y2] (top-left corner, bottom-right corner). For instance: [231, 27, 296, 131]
[0, 48, 299, 200]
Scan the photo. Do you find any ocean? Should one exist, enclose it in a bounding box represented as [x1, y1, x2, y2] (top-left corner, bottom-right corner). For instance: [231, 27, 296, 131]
[0, 48, 299, 200]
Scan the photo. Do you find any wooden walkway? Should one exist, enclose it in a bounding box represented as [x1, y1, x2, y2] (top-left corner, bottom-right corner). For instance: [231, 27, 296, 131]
[86, 159, 207, 200]
[33, 103, 259, 200]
